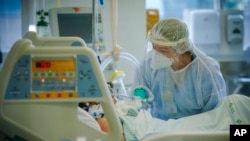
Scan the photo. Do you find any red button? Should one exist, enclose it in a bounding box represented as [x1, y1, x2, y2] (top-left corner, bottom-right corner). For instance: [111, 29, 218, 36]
[58, 93, 62, 97]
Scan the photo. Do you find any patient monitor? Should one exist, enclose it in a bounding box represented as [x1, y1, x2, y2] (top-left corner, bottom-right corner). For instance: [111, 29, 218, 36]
[0, 39, 122, 141]
[49, 7, 106, 51]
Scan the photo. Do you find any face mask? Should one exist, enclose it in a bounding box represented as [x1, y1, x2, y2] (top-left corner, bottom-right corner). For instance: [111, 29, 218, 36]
[151, 50, 173, 69]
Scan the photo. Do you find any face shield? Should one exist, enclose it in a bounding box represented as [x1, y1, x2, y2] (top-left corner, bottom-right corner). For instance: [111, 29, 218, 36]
[148, 31, 188, 53]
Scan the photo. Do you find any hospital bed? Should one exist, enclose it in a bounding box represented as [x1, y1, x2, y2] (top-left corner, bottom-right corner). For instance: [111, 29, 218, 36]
[0, 38, 123, 141]
[1, 37, 249, 141]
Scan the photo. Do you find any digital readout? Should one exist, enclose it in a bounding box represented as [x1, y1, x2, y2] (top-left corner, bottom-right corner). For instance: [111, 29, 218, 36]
[36, 61, 51, 68]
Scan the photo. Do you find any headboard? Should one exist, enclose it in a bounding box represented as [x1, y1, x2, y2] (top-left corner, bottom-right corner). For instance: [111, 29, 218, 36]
[0, 39, 122, 141]
[23, 31, 87, 47]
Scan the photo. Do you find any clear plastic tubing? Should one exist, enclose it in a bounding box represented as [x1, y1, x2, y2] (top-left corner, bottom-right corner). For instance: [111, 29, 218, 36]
[100, 52, 139, 72]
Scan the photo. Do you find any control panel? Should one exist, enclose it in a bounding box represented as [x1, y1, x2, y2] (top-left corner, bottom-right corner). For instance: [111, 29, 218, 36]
[5, 55, 102, 100]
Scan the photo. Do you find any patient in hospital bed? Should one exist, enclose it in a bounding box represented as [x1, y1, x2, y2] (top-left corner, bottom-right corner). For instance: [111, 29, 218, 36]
[78, 85, 250, 141]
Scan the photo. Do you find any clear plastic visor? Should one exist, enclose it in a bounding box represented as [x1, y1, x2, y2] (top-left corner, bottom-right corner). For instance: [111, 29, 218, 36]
[147, 31, 187, 52]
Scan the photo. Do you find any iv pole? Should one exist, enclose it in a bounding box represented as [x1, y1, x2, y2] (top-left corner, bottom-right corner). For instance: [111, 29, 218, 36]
[92, 0, 98, 52]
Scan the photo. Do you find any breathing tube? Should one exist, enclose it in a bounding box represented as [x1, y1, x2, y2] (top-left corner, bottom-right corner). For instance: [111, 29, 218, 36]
[100, 52, 138, 97]
[100, 52, 139, 72]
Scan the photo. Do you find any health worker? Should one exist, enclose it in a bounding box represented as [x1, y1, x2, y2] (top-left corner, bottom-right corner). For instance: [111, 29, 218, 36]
[133, 18, 227, 120]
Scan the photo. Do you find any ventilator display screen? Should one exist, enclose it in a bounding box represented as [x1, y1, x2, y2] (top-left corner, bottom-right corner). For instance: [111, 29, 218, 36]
[57, 13, 92, 43]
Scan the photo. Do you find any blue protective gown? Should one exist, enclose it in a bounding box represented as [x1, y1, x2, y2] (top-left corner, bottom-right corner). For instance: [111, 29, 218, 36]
[133, 48, 227, 120]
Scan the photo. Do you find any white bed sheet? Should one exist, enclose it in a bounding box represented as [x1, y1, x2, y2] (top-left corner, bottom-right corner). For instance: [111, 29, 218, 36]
[77, 94, 250, 141]
[133, 94, 250, 140]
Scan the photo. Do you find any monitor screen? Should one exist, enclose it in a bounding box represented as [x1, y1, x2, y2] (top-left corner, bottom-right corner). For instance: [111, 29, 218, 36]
[57, 13, 92, 43]
[49, 7, 105, 48]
